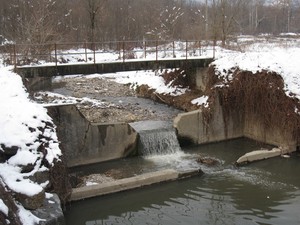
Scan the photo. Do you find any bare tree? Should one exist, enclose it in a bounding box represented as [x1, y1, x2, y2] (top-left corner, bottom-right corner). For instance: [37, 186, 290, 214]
[85, 0, 106, 42]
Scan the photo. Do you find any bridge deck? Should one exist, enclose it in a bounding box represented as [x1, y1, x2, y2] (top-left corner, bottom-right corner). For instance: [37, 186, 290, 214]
[16, 58, 213, 78]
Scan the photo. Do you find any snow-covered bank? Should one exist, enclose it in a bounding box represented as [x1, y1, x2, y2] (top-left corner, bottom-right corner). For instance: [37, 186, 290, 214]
[213, 47, 300, 100]
[0, 67, 62, 224]
[208, 35, 300, 102]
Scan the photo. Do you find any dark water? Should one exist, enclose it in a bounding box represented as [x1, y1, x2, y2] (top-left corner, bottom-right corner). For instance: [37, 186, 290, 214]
[65, 138, 300, 225]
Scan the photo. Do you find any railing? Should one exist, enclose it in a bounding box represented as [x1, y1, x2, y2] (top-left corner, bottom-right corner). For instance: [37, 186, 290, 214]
[0, 40, 215, 69]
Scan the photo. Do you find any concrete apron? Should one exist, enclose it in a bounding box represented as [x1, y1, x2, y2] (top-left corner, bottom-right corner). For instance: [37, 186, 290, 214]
[70, 168, 203, 201]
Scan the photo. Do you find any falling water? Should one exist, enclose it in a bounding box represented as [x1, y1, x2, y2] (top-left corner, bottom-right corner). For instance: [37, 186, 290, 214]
[130, 121, 182, 156]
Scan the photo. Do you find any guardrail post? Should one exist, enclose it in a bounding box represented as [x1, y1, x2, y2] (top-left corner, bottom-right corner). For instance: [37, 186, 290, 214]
[185, 40, 188, 60]
[118, 42, 121, 60]
[93, 42, 96, 64]
[173, 41, 175, 58]
[54, 43, 57, 67]
[13, 44, 17, 71]
[155, 40, 158, 61]
[213, 42, 216, 58]
[122, 41, 125, 62]
[199, 41, 201, 56]
[85, 42, 88, 62]
[144, 41, 147, 59]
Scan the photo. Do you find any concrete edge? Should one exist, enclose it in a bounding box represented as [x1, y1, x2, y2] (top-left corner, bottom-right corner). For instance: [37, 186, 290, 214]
[236, 147, 295, 165]
[70, 168, 203, 201]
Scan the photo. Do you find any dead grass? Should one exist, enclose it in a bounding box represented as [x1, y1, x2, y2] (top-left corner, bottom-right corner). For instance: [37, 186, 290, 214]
[136, 69, 203, 111]
[207, 67, 300, 142]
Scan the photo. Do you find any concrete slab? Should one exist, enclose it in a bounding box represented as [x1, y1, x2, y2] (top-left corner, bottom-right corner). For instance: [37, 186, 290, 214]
[236, 147, 294, 165]
[70, 168, 203, 201]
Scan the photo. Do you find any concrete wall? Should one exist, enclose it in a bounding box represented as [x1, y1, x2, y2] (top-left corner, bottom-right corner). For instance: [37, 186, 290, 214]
[47, 104, 137, 167]
[174, 93, 244, 145]
[185, 67, 209, 91]
[244, 113, 297, 150]
[23, 76, 52, 93]
[174, 92, 297, 150]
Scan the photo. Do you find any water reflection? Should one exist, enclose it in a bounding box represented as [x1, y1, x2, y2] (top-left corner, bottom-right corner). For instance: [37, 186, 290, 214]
[66, 138, 300, 225]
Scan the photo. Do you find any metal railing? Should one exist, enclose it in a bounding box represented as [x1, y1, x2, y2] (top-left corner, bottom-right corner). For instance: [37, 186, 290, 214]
[0, 40, 215, 69]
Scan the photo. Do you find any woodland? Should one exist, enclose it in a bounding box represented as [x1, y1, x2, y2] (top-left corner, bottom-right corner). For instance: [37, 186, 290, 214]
[0, 0, 299, 46]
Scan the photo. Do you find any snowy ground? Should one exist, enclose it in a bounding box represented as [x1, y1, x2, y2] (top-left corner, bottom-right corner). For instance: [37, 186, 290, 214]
[213, 35, 300, 100]
[0, 66, 61, 224]
[1, 35, 300, 224]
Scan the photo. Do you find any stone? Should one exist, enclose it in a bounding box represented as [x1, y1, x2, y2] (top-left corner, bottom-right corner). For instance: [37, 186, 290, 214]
[31, 194, 65, 225]
[28, 170, 50, 187]
[15, 189, 45, 210]
[0, 152, 6, 163]
[0, 144, 19, 156]
[20, 163, 35, 173]
[196, 157, 219, 166]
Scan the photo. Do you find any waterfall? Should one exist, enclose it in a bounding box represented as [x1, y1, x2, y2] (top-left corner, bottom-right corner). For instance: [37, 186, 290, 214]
[130, 121, 182, 156]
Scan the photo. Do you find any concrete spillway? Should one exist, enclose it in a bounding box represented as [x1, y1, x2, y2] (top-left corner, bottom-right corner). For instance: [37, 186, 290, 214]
[130, 121, 182, 156]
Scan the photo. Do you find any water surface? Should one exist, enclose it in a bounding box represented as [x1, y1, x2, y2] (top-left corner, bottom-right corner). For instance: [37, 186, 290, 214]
[66, 138, 300, 225]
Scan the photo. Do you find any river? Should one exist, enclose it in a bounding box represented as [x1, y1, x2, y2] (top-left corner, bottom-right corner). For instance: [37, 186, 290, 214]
[65, 138, 300, 225]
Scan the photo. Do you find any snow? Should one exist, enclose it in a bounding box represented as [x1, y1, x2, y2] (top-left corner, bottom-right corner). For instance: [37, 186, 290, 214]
[54, 70, 188, 97]
[191, 96, 209, 108]
[18, 204, 42, 225]
[0, 199, 8, 216]
[100, 70, 188, 96]
[8, 150, 39, 167]
[86, 181, 98, 186]
[0, 66, 61, 224]
[213, 46, 300, 99]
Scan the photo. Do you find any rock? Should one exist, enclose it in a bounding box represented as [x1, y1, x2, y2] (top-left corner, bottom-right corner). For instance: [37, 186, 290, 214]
[31, 194, 65, 225]
[0, 152, 6, 163]
[104, 169, 124, 179]
[0, 144, 19, 156]
[15, 189, 45, 210]
[20, 163, 35, 173]
[69, 174, 83, 188]
[28, 170, 50, 187]
[196, 156, 219, 166]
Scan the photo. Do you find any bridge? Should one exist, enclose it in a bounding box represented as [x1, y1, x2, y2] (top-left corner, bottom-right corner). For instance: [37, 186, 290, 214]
[5, 40, 214, 90]
[16, 58, 213, 78]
